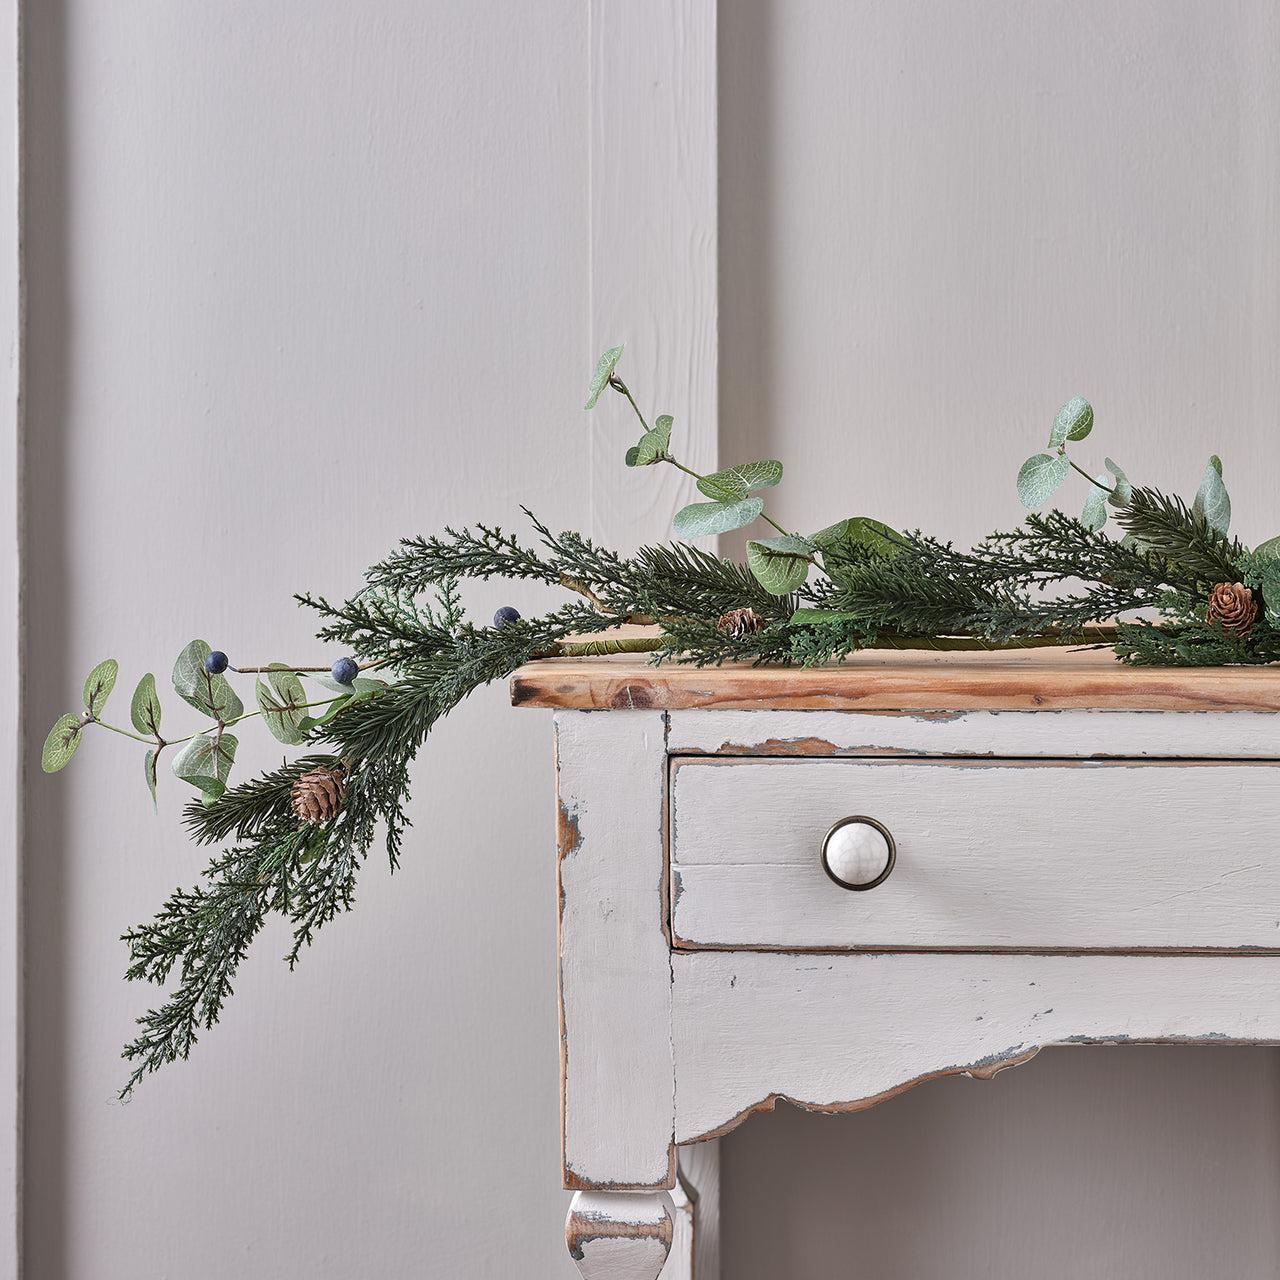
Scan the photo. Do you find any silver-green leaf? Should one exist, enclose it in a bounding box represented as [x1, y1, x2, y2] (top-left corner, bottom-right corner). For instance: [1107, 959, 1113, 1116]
[1253, 534, 1280, 560]
[298, 693, 352, 733]
[171, 732, 238, 801]
[1016, 452, 1070, 508]
[172, 640, 244, 722]
[1192, 454, 1230, 536]
[810, 517, 904, 557]
[1104, 458, 1132, 508]
[1049, 396, 1093, 447]
[1081, 475, 1109, 532]
[255, 667, 308, 745]
[696, 460, 783, 501]
[143, 748, 159, 812]
[42, 713, 82, 773]
[83, 659, 118, 717]
[672, 496, 764, 539]
[130, 673, 162, 737]
[629, 415, 673, 466]
[584, 344, 624, 409]
[746, 535, 814, 595]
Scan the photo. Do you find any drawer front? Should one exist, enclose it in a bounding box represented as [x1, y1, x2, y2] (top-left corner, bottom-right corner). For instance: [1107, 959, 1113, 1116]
[669, 757, 1280, 951]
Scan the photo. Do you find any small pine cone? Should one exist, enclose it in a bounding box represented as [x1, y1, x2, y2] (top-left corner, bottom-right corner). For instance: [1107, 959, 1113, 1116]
[717, 607, 767, 639]
[1206, 582, 1258, 637]
[291, 764, 348, 824]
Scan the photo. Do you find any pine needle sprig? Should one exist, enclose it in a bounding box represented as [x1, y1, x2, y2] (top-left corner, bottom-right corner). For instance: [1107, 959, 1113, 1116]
[182, 756, 338, 846]
[1114, 487, 1245, 591]
[815, 536, 1007, 636]
[630, 541, 795, 620]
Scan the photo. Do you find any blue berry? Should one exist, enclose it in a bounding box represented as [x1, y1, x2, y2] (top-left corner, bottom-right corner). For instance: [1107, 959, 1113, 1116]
[331, 656, 360, 685]
[494, 606, 522, 628]
[205, 651, 229, 675]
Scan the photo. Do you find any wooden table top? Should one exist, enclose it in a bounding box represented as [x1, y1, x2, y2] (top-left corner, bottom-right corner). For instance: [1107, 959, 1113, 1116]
[511, 644, 1280, 713]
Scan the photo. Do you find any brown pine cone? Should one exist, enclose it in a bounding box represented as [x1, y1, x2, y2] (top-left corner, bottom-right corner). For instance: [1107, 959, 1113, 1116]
[1206, 582, 1258, 637]
[290, 764, 348, 824]
[716, 607, 767, 639]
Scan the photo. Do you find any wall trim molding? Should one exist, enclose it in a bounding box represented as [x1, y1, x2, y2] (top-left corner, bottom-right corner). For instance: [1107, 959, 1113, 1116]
[587, 0, 718, 553]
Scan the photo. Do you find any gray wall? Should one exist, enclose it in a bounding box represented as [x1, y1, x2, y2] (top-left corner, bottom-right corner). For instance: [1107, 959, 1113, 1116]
[21, 2, 1280, 1277]
[719, 4, 1280, 1278]
[25, 4, 589, 1277]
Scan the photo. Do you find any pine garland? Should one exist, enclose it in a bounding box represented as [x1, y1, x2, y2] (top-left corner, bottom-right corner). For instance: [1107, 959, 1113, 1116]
[40, 350, 1280, 1095]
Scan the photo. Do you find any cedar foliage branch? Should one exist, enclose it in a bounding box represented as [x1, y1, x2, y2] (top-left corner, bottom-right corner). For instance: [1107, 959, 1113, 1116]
[46, 353, 1280, 1093]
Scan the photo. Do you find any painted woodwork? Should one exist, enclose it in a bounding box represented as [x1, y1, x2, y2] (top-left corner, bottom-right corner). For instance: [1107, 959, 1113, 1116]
[566, 1191, 675, 1280]
[529, 655, 1280, 1277]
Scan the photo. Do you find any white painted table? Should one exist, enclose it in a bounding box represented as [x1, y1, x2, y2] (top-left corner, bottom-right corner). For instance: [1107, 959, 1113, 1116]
[512, 649, 1280, 1278]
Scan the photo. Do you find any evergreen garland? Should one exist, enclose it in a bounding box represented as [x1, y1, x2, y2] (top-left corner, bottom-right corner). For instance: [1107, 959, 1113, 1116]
[40, 348, 1280, 1094]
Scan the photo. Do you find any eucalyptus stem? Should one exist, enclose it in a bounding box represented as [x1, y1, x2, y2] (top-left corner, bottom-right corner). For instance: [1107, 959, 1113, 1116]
[610, 376, 797, 543]
[92, 694, 356, 753]
[90, 718, 151, 745]
[608, 375, 651, 435]
[1065, 455, 1114, 496]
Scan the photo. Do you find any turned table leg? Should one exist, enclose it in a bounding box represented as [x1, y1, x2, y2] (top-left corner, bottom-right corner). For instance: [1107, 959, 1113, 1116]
[566, 1190, 676, 1280]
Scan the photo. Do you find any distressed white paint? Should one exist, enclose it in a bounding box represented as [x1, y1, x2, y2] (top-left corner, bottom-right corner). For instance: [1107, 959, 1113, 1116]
[589, 0, 717, 556]
[670, 758, 1280, 950]
[672, 950, 1280, 1144]
[557, 711, 674, 1189]
[668, 1141, 720, 1280]
[566, 1190, 675, 1280]
[667, 708, 1280, 759]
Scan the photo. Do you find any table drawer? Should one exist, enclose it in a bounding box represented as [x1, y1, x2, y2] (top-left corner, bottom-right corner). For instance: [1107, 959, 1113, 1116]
[668, 757, 1280, 951]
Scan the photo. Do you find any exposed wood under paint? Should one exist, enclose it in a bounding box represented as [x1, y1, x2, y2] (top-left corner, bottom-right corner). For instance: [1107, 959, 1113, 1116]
[512, 648, 1280, 713]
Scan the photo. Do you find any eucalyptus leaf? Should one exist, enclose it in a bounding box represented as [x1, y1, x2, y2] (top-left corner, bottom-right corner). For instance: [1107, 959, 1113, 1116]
[1016, 452, 1070, 508]
[172, 640, 244, 722]
[1192, 454, 1230, 536]
[630, 415, 673, 466]
[307, 672, 385, 697]
[1253, 534, 1280, 560]
[1049, 396, 1093, 447]
[255, 667, 308, 746]
[1104, 458, 1132, 509]
[298, 694, 352, 733]
[143, 748, 159, 812]
[672, 496, 764, 539]
[746, 535, 814, 595]
[584, 344, 624, 409]
[42, 713, 82, 773]
[82, 659, 118, 717]
[810, 517, 904, 557]
[1080, 475, 1109, 532]
[624, 445, 639, 467]
[171, 732, 238, 801]
[130, 673, 162, 737]
[696, 460, 783, 501]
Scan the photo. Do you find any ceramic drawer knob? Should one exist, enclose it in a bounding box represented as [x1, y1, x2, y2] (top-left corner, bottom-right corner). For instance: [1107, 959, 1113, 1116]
[821, 816, 896, 891]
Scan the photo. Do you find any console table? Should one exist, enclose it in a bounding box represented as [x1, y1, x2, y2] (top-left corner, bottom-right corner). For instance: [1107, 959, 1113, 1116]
[511, 648, 1280, 1279]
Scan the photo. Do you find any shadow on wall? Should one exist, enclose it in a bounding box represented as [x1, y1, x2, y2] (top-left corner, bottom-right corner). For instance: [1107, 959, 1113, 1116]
[23, 0, 72, 1276]
[722, 1045, 1280, 1280]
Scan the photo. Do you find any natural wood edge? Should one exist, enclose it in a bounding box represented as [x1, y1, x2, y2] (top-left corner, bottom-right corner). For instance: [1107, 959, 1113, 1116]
[511, 650, 1280, 713]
